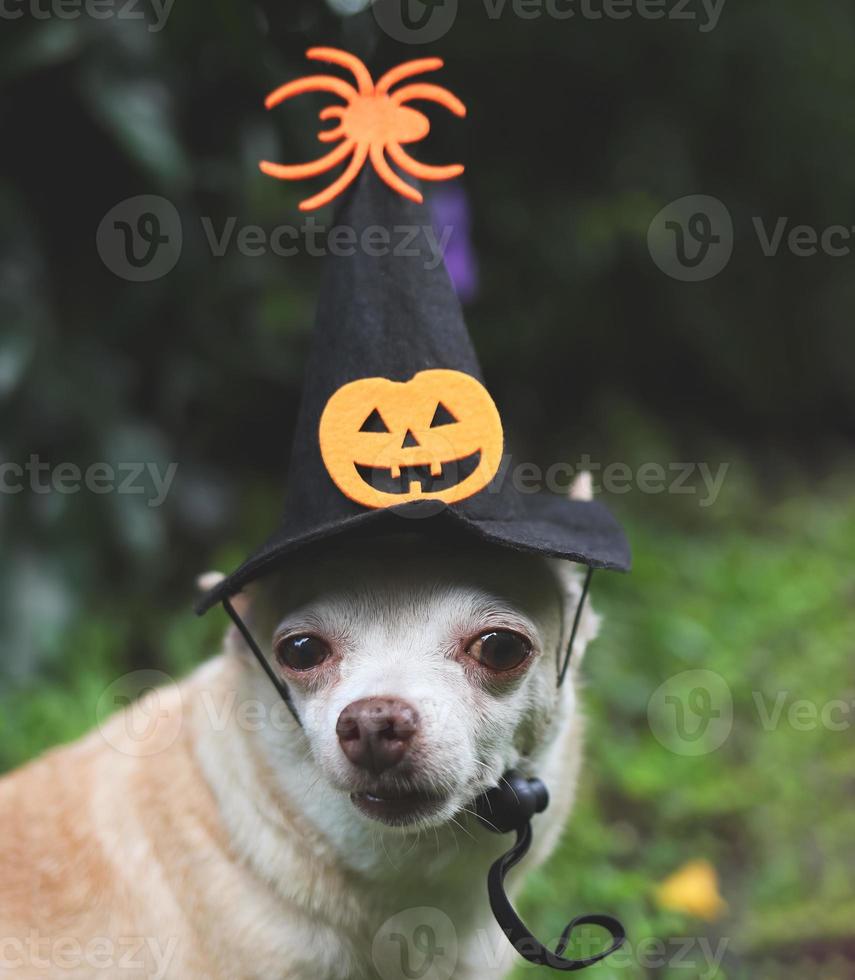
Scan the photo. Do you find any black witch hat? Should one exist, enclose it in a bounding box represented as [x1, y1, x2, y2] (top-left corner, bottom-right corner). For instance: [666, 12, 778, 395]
[197, 49, 629, 615]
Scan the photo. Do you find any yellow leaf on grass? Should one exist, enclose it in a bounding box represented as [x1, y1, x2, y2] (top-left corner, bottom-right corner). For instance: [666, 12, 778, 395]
[655, 859, 727, 921]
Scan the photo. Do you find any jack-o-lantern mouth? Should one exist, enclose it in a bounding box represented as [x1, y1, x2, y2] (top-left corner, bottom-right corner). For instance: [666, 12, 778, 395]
[354, 449, 482, 496]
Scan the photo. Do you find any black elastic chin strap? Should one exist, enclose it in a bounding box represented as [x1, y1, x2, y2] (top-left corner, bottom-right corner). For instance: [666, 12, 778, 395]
[222, 569, 624, 972]
[222, 598, 302, 728]
[470, 570, 625, 972]
[474, 774, 625, 971]
[557, 567, 594, 689]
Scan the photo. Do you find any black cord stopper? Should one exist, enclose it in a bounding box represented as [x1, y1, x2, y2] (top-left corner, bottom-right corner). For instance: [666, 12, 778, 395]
[475, 771, 549, 833]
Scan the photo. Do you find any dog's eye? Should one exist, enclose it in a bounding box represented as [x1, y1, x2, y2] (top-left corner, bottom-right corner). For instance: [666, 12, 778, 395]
[467, 631, 531, 672]
[275, 635, 330, 671]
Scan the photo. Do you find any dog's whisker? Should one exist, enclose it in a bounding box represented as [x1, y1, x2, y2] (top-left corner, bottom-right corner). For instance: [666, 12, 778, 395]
[448, 815, 475, 845]
[299, 772, 325, 799]
[401, 828, 423, 859]
[499, 773, 522, 807]
[454, 808, 485, 839]
[378, 830, 401, 871]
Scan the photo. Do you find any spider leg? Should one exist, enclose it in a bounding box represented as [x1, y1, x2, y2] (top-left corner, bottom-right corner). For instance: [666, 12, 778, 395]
[390, 83, 466, 119]
[264, 75, 357, 110]
[306, 47, 374, 95]
[387, 142, 464, 181]
[259, 139, 354, 181]
[369, 143, 423, 204]
[376, 58, 444, 94]
[299, 142, 369, 211]
[318, 106, 345, 143]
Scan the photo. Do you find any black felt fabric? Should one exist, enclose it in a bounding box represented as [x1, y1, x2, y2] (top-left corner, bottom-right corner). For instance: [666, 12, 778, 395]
[281, 166, 484, 537]
[197, 169, 630, 614]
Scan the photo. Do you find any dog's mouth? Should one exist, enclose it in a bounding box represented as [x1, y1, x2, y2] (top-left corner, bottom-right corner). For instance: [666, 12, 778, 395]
[350, 787, 448, 826]
[354, 449, 481, 496]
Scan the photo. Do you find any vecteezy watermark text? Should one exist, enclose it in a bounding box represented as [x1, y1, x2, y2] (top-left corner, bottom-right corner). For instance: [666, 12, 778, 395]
[481, 0, 726, 32]
[649, 671, 855, 756]
[96, 195, 452, 282]
[0, 455, 177, 508]
[502, 455, 730, 507]
[372, 0, 725, 43]
[753, 691, 855, 733]
[752, 216, 855, 258]
[200, 215, 451, 268]
[0, 0, 174, 30]
[0, 933, 178, 979]
[649, 195, 855, 281]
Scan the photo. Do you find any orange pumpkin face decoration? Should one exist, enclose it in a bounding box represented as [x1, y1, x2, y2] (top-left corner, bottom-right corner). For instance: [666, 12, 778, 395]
[318, 369, 504, 509]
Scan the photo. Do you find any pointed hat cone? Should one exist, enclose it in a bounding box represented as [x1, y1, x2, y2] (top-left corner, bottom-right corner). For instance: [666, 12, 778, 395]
[198, 163, 628, 614]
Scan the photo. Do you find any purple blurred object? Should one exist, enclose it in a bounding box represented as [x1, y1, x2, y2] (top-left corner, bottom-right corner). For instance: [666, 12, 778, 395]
[429, 185, 480, 304]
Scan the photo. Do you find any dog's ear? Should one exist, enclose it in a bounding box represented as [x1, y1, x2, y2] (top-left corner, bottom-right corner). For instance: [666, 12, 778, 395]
[198, 571, 255, 660]
[556, 473, 600, 669]
[569, 470, 593, 501]
[196, 571, 252, 617]
[551, 560, 601, 671]
[197, 569, 225, 593]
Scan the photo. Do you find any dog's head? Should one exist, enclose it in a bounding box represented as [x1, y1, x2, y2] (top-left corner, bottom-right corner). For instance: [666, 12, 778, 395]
[238, 534, 598, 830]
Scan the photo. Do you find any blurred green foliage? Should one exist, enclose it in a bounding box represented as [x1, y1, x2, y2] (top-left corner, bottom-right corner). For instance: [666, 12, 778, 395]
[4, 0, 855, 657]
[515, 475, 855, 977]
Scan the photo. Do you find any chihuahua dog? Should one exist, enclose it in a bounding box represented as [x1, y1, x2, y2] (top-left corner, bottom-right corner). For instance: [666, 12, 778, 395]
[0, 491, 601, 979]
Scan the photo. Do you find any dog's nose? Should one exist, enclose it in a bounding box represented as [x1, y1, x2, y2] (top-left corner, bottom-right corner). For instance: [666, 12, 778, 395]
[336, 697, 419, 774]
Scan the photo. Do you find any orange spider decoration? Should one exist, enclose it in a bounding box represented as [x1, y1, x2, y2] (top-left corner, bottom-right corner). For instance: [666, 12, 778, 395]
[259, 47, 466, 212]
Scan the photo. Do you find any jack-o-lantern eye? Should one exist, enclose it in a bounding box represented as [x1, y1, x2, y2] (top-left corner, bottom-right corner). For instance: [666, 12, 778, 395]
[430, 402, 458, 427]
[359, 409, 390, 433]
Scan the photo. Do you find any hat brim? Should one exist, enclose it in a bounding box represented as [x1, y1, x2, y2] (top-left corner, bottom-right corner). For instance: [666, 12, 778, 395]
[195, 494, 630, 614]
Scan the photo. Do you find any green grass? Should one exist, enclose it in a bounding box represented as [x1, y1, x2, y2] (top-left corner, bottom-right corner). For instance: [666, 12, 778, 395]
[2, 475, 853, 979]
[512, 476, 855, 978]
